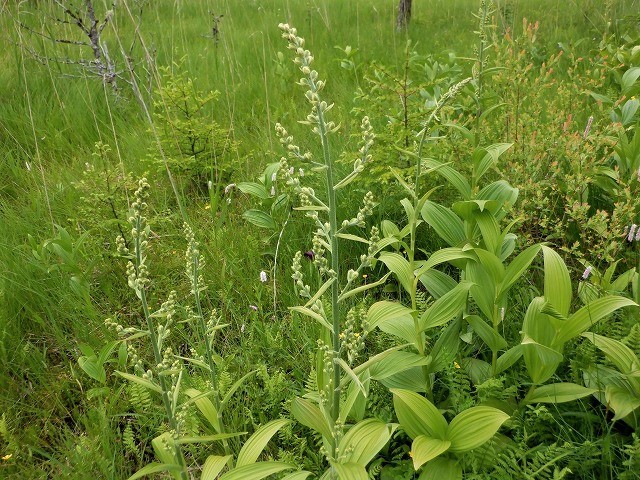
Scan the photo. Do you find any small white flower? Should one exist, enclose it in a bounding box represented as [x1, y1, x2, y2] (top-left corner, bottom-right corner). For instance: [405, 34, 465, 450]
[271, 172, 278, 182]
[260, 271, 268, 283]
[582, 266, 592, 280]
[240, 323, 245, 333]
[208, 180, 213, 190]
[628, 224, 637, 242]
[299, 168, 304, 177]
[224, 183, 236, 195]
[270, 186, 276, 196]
[500, 307, 505, 322]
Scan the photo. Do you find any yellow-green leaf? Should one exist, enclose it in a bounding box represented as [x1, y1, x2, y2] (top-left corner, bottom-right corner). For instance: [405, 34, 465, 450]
[411, 436, 451, 470]
[392, 389, 448, 440]
[237, 419, 291, 467]
[523, 383, 597, 405]
[201, 455, 232, 480]
[447, 406, 509, 453]
[218, 462, 294, 480]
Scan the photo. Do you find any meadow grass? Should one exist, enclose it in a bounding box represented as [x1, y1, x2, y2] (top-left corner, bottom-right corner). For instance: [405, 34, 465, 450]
[1, 0, 639, 478]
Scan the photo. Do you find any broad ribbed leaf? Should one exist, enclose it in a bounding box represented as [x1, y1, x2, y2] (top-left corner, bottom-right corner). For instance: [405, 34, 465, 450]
[379, 367, 427, 392]
[392, 389, 448, 440]
[473, 143, 513, 181]
[605, 385, 640, 421]
[522, 334, 563, 384]
[329, 462, 368, 480]
[218, 462, 294, 480]
[522, 297, 556, 347]
[422, 159, 471, 199]
[420, 282, 471, 330]
[418, 248, 475, 274]
[379, 252, 415, 296]
[281, 472, 312, 480]
[78, 356, 106, 384]
[499, 244, 542, 298]
[367, 301, 415, 331]
[523, 383, 597, 405]
[466, 260, 495, 319]
[419, 269, 457, 299]
[494, 345, 524, 375]
[291, 397, 333, 440]
[582, 332, 640, 374]
[476, 211, 501, 254]
[116, 371, 162, 393]
[474, 249, 505, 284]
[184, 388, 220, 432]
[338, 419, 396, 466]
[128, 463, 183, 480]
[422, 201, 465, 247]
[237, 182, 269, 199]
[175, 433, 242, 445]
[369, 351, 432, 381]
[466, 315, 507, 352]
[381, 220, 400, 238]
[446, 406, 509, 453]
[476, 180, 518, 207]
[289, 306, 333, 333]
[542, 246, 572, 317]
[376, 312, 416, 345]
[201, 455, 232, 480]
[430, 319, 462, 373]
[412, 436, 451, 470]
[555, 296, 637, 345]
[242, 209, 277, 230]
[237, 419, 291, 467]
[418, 457, 462, 480]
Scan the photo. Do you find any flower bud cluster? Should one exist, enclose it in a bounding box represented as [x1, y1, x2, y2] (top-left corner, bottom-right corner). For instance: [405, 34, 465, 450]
[317, 339, 335, 397]
[156, 291, 177, 345]
[339, 191, 375, 231]
[291, 251, 311, 299]
[127, 260, 149, 292]
[312, 230, 329, 275]
[339, 306, 368, 365]
[104, 316, 138, 337]
[116, 235, 129, 256]
[278, 23, 338, 136]
[184, 223, 206, 295]
[351, 116, 375, 175]
[275, 123, 312, 163]
[158, 346, 179, 372]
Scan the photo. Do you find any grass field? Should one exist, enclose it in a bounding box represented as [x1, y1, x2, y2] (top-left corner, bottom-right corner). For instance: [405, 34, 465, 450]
[2, 1, 640, 479]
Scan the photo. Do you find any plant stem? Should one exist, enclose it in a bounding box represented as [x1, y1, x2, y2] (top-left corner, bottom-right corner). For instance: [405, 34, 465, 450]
[192, 255, 233, 465]
[135, 217, 188, 480]
[316, 105, 342, 427]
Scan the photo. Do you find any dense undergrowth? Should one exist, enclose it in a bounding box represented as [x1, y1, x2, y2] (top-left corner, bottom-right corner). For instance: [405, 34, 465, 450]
[1, 0, 640, 479]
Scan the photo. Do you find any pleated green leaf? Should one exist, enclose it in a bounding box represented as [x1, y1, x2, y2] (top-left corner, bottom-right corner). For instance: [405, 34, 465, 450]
[523, 383, 597, 405]
[446, 406, 509, 453]
[411, 436, 451, 470]
[218, 462, 294, 480]
[338, 418, 396, 466]
[237, 419, 291, 467]
[201, 455, 232, 480]
[392, 389, 448, 440]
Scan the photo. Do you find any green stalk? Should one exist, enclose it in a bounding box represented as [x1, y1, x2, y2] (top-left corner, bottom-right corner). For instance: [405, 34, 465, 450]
[191, 254, 233, 465]
[315, 104, 342, 429]
[134, 217, 188, 480]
